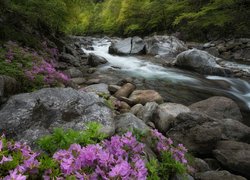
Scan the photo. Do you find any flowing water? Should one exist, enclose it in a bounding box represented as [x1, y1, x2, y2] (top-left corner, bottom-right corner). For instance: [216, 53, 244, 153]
[82, 38, 250, 112]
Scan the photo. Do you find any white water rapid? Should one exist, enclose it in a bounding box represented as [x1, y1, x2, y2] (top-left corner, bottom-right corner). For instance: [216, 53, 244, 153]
[82, 38, 250, 110]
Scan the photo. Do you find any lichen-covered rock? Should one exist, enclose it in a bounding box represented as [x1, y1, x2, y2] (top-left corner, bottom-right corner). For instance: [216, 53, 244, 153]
[0, 88, 115, 146]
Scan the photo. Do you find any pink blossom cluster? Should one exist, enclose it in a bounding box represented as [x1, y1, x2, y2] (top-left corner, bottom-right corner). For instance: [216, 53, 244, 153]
[0, 135, 40, 180]
[52, 132, 147, 180]
[151, 129, 188, 164]
[4, 41, 69, 87]
[0, 130, 189, 180]
[25, 60, 69, 84]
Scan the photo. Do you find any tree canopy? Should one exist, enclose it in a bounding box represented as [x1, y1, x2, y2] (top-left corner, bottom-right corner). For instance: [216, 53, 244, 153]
[1, 0, 249, 41]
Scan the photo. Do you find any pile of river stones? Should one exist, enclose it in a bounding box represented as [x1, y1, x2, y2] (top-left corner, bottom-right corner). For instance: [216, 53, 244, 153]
[1, 35, 250, 180]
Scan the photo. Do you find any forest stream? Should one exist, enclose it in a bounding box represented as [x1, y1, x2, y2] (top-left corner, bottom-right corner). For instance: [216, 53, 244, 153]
[83, 38, 250, 112]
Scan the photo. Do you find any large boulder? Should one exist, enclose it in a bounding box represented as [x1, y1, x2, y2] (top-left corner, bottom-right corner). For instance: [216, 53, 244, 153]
[189, 96, 242, 121]
[129, 90, 163, 105]
[109, 37, 146, 55]
[175, 49, 231, 75]
[87, 53, 108, 67]
[213, 141, 250, 179]
[0, 88, 115, 146]
[145, 35, 187, 58]
[153, 103, 191, 133]
[0, 75, 18, 105]
[115, 113, 150, 133]
[167, 112, 250, 155]
[195, 170, 247, 180]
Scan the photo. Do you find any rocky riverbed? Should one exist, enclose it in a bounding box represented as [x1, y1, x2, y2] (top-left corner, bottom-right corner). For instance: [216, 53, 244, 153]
[1, 35, 250, 179]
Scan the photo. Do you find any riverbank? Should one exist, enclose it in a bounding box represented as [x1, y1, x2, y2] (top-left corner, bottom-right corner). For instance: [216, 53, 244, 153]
[1, 35, 250, 179]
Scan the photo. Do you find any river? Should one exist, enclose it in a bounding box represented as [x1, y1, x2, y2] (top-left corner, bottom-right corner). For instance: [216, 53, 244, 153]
[82, 38, 250, 113]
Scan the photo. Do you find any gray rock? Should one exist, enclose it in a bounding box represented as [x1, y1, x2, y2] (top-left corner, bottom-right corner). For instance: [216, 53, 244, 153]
[109, 37, 146, 55]
[59, 52, 80, 67]
[153, 103, 190, 133]
[205, 47, 220, 57]
[213, 141, 250, 179]
[195, 170, 246, 180]
[85, 78, 101, 85]
[189, 96, 242, 121]
[145, 35, 187, 58]
[137, 102, 158, 123]
[130, 104, 144, 116]
[175, 49, 230, 75]
[171, 174, 194, 180]
[88, 53, 108, 67]
[130, 36, 146, 54]
[203, 158, 222, 170]
[193, 158, 210, 173]
[108, 85, 121, 94]
[167, 112, 250, 155]
[84, 83, 110, 96]
[115, 113, 150, 133]
[145, 36, 187, 58]
[64, 45, 79, 57]
[70, 78, 86, 85]
[64, 67, 83, 78]
[0, 88, 115, 146]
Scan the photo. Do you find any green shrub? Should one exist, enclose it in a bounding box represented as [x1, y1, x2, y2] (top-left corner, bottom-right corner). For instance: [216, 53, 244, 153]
[147, 151, 187, 180]
[37, 122, 107, 154]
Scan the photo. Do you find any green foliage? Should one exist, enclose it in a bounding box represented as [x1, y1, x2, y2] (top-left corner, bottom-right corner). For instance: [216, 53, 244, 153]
[147, 151, 187, 180]
[98, 93, 115, 110]
[37, 122, 107, 154]
[0, 139, 23, 177]
[38, 154, 61, 178]
[2, 0, 249, 39]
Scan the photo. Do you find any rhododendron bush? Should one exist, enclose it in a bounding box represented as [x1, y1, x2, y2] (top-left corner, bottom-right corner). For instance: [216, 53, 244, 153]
[0, 128, 189, 179]
[0, 41, 69, 91]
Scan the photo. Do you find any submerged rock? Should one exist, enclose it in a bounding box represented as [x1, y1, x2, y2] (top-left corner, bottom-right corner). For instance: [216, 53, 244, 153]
[0, 88, 115, 146]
